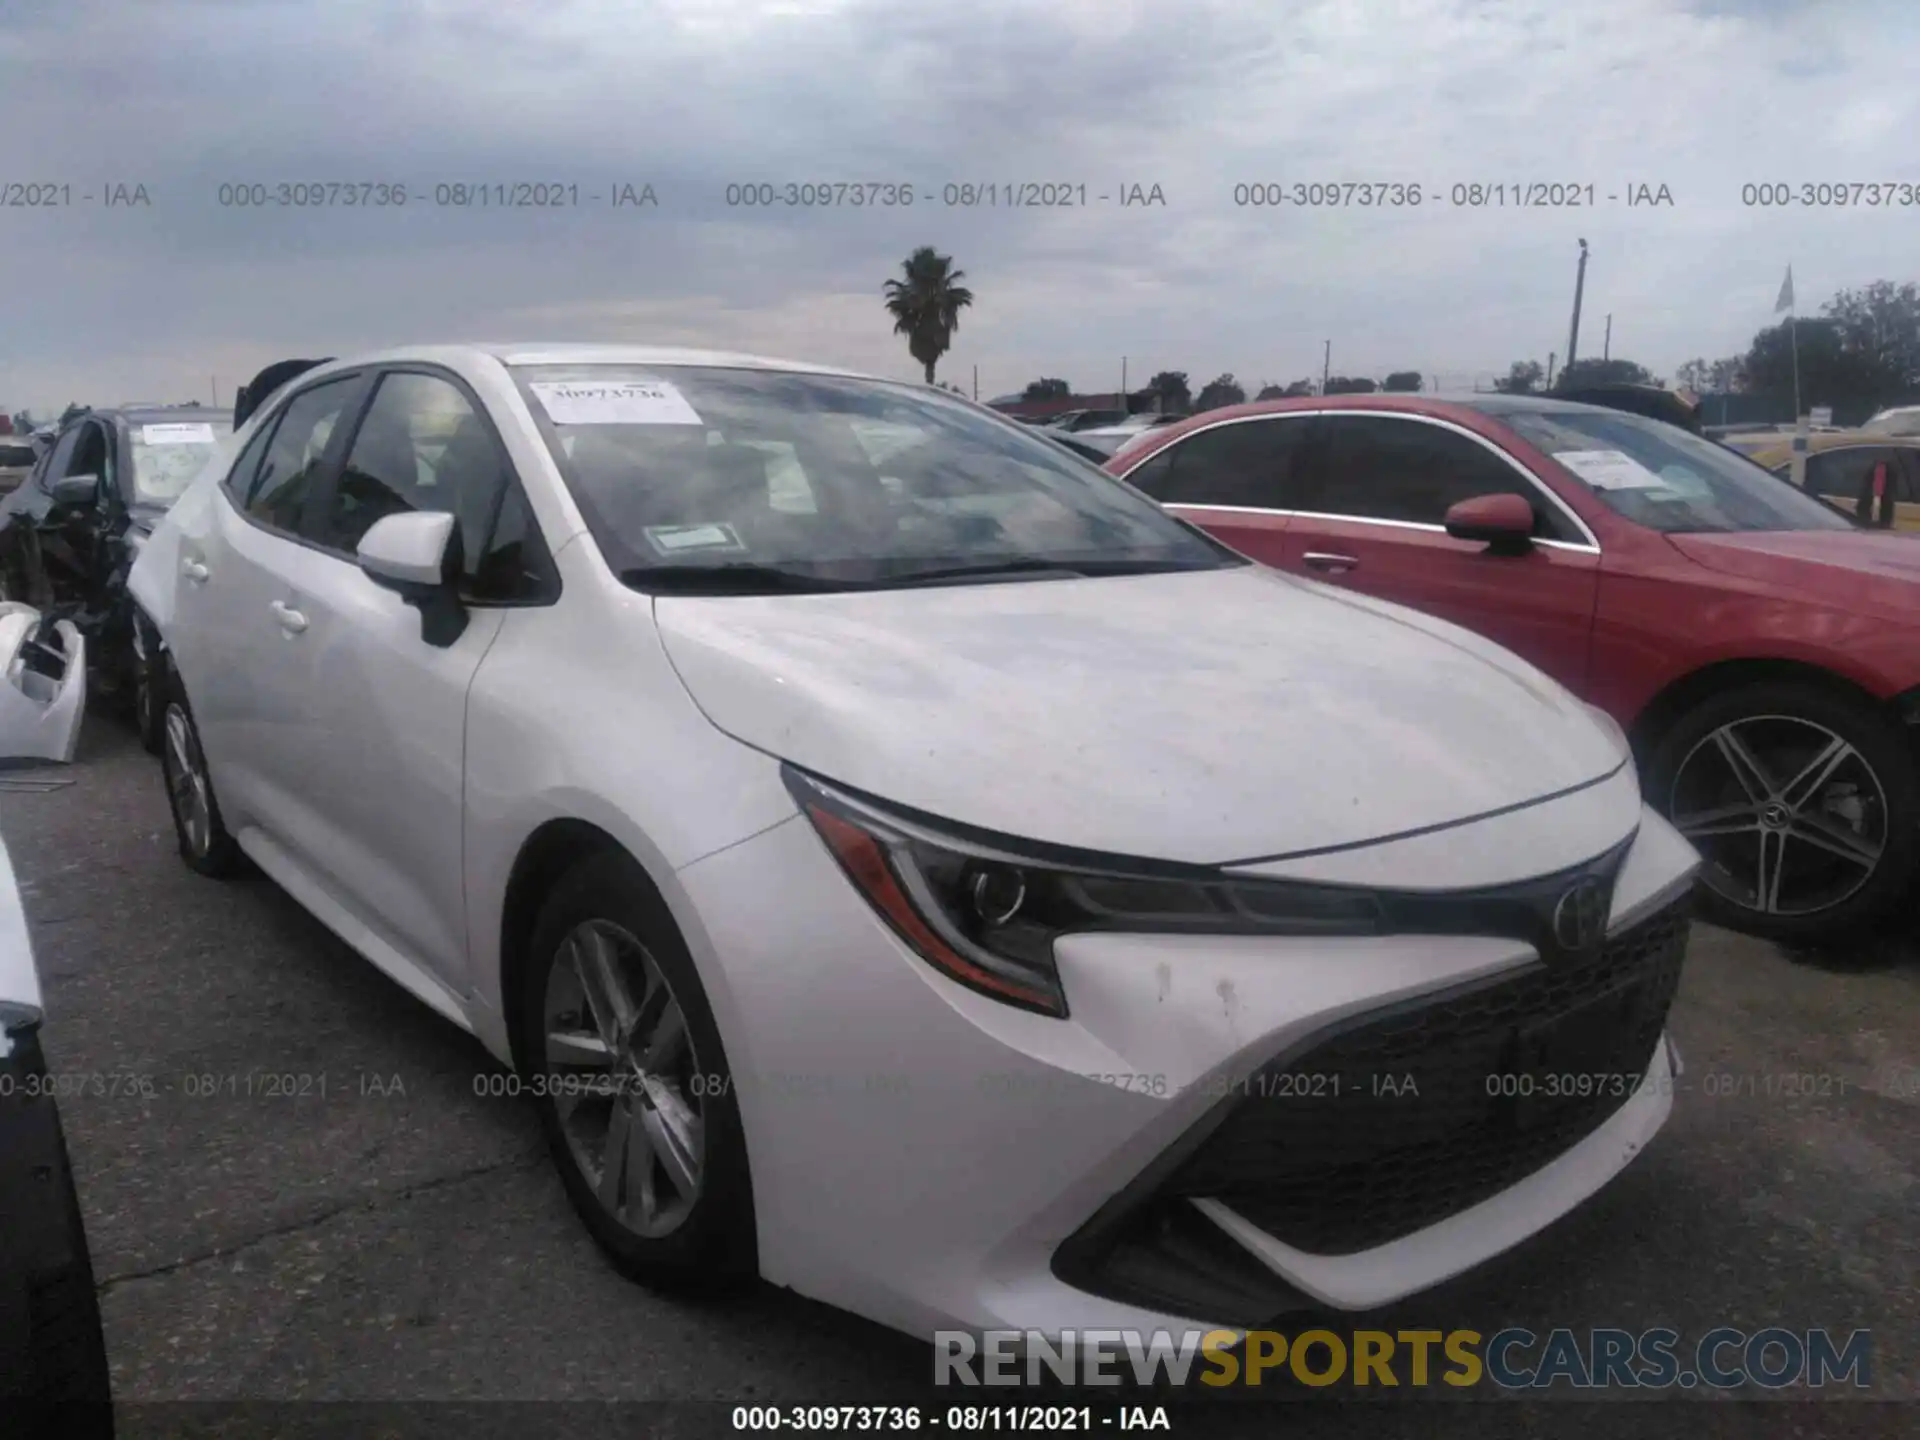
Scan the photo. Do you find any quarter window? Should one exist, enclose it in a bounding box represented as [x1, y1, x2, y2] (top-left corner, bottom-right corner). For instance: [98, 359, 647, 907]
[1301, 414, 1573, 540]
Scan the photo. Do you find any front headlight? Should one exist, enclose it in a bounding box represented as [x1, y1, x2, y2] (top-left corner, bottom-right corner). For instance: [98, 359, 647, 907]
[785, 768, 1385, 1018]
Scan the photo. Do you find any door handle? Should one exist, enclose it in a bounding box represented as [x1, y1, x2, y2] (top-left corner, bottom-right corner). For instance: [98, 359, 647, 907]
[1302, 552, 1359, 573]
[269, 600, 309, 635]
[182, 558, 210, 583]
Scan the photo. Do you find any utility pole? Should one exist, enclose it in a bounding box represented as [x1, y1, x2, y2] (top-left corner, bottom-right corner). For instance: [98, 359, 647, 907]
[1547, 352, 1556, 389]
[1322, 340, 1331, 394]
[971, 365, 977, 401]
[1121, 356, 1128, 411]
[1603, 315, 1611, 362]
[1565, 239, 1589, 377]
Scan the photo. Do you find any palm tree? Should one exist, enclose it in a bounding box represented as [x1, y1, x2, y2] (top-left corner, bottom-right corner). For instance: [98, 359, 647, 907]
[883, 247, 974, 384]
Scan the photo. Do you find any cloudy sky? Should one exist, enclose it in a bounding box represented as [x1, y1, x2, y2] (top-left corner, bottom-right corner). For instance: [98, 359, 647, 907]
[0, 0, 1912, 414]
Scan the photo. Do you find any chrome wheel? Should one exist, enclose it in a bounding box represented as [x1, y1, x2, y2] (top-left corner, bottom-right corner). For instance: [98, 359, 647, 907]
[543, 919, 704, 1240]
[163, 704, 212, 858]
[1669, 714, 1888, 917]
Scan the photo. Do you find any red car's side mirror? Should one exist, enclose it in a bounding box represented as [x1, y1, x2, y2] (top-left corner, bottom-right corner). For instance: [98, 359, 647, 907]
[1444, 492, 1536, 554]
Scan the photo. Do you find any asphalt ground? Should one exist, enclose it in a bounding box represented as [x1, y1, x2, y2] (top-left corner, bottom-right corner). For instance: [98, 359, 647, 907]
[3, 712, 1917, 1438]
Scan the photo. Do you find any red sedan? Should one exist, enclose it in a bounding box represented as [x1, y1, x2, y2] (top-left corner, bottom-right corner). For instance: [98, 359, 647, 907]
[1104, 393, 1920, 944]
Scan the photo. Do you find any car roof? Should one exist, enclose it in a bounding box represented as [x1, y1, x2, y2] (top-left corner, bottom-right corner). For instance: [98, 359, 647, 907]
[294, 342, 883, 381]
[1126, 390, 1637, 428]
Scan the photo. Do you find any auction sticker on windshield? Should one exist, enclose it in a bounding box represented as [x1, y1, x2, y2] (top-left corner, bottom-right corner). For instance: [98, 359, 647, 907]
[644, 522, 747, 555]
[529, 379, 703, 426]
[1551, 449, 1666, 490]
[142, 423, 217, 445]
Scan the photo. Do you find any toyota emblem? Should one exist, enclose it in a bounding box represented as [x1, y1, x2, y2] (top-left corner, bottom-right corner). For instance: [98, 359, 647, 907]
[1551, 878, 1609, 953]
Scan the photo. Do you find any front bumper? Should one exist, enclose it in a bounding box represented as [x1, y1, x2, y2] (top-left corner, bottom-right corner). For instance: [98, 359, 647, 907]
[674, 802, 1698, 1342]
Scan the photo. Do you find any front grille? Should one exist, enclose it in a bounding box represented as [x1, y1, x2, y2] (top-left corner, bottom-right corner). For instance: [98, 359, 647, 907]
[1168, 897, 1690, 1255]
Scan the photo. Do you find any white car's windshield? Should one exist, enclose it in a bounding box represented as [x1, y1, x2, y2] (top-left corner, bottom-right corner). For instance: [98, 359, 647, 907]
[513, 365, 1236, 589]
[1502, 408, 1856, 534]
[129, 419, 232, 505]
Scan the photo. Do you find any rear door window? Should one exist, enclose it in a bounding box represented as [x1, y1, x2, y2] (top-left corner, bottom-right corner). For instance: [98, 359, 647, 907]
[1124, 417, 1314, 508]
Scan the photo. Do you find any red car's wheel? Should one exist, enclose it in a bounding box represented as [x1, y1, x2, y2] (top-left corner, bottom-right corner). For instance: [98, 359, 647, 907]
[1649, 680, 1918, 944]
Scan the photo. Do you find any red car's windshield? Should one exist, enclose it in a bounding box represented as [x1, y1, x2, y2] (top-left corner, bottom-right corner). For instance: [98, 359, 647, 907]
[1504, 409, 1855, 534]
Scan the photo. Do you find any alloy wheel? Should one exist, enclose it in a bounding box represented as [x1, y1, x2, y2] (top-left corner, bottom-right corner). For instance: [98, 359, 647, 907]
[543, 918, 705, 1239]
[164, 704, 213, 857]
[1668, 714, 1888, 917]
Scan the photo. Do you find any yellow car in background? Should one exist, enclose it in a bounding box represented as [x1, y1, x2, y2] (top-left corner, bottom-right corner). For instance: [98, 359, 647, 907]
[1736, 431, 1920, 530]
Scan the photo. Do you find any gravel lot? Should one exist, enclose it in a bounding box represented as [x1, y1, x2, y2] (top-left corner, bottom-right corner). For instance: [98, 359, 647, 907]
[4, 715, 1916, 1436]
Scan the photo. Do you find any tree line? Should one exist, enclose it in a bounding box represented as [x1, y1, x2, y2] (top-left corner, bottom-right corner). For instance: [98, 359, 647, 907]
[1020, 371, 1427, 412]
[1496, 279, 1919, 423]
[880, 244, 1920, 426]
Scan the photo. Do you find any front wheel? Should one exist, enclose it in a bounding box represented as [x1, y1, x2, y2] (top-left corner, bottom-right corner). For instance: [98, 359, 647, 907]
[1647, 680, 1918, 944]
[521, 851, 757, 1293]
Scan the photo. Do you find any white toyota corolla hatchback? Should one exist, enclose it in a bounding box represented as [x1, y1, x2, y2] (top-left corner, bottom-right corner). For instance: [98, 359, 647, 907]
[129, 344, 1699, 1342]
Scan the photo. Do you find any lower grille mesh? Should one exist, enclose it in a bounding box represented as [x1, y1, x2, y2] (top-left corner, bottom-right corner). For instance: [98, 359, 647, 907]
[1171, 899, 1689, 1255]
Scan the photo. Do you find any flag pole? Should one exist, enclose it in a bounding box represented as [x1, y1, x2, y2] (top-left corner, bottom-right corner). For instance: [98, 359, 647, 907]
[1778, 262, 1802, 421]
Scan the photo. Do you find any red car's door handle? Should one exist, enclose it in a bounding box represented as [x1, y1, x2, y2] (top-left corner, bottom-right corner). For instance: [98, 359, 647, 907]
[1302, 551, 1359, 573]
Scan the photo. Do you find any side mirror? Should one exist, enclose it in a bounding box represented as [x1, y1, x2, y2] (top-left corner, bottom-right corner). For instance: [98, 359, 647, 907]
[1444, 492, 1536, 555]
[356, 511, 468, 647]
[51, 473, 100, 508]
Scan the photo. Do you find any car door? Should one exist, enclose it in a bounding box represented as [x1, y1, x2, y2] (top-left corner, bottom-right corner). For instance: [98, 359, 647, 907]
[1276, 412, 1602, 694]
[270, 365, 553, 994]
[1116, 414, 1315, 563]
[169, 375, 368, 839]
[1799, 445, 1904, 527]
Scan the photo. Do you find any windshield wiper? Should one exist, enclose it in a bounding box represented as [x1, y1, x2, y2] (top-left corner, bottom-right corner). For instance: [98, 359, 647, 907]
[621, 563, 869, 594]
[888, 557, 1218, 586]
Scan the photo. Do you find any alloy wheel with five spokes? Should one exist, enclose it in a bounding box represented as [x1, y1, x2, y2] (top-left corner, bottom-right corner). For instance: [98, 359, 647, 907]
[543, 918, 706, 1240]
[522, 850, 756, 1290]
[1669, 713, 1888, 919]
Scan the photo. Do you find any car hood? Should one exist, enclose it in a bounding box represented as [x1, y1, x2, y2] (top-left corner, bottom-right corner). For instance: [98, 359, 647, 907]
[652, 565, 1628, 865]
[1667, 530, 1920, 620]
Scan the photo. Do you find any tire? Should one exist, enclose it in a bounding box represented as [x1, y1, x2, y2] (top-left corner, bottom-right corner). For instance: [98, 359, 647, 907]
[158, 669, 244, 878]
[1645, 680, 1918, 944]
[521, 850, 757, 1293]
